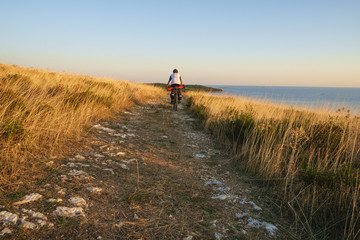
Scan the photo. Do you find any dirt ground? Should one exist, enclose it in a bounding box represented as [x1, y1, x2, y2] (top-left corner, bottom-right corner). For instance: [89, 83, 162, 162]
[1, 97, 295, 239]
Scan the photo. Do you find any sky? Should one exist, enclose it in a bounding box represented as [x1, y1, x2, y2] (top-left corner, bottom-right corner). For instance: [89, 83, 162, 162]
[1, 0, 359, 87]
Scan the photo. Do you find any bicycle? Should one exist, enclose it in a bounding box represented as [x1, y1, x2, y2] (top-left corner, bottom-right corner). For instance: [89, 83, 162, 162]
[167, 85, 184, 111]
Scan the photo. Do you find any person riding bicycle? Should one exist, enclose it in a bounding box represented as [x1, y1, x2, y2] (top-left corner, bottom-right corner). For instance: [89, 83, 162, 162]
[167, 69, 183, 104]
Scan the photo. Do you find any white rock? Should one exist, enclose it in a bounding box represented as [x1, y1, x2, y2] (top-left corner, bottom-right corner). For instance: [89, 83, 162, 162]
[114, 133, 127, 138]
[53, 206, 85, 217]
[21, 209, 47, 220]
[248, 201, 262, 211]
[217, 186, 230, 191]
[60, 175, 69, 181]
[211, 194, 228, 200]
[235, 212, 248, 218]
[47, 198, 63, 203]
[127, 133, 136, 137]
[69, 197, 87, 207]
[37, 219, 47, 227]
[183, 236, 193, 240]
[21, 220, 37, 229]
[194, 154, 206, 158]
[13, 193, 43, 205]
[94, 154, 105, 158]
[116, 152, 126, 156]
[67, 162, 77, 168]
[162, 136, 168, 139]
[214, 232, 223, 239]
[0, 211, 18, 224]
[75, 155, 85, 160]
[119, 164, 129, 170]
[77, 163, 90, 167]
[0, 227, 12, 236]
[58, 189, 66, 195]
[205, 179, 222, 185]
[93, 124, 116, 133]
[247, 217, 278, 237]
[87, 186, 102, 193]
[68, 169, 88, 177]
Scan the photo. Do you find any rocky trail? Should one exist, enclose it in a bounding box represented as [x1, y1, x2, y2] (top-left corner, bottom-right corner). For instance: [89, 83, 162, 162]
[0, 98, 292, 239]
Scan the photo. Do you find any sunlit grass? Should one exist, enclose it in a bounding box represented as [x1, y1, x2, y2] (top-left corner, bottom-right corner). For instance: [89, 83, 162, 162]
[186, 91, 360, 239]
[0, 63, 165, 189]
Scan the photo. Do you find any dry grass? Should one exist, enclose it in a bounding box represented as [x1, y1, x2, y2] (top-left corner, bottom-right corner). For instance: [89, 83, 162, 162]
[186, 91, 360, 239]
[0, 63, 165, 190]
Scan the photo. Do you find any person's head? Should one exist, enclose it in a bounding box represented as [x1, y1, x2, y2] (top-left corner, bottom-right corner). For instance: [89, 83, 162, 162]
[173, 69, 178, 73]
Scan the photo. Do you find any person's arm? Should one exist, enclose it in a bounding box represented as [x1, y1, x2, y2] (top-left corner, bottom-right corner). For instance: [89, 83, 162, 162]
[167, 76, 171, 86]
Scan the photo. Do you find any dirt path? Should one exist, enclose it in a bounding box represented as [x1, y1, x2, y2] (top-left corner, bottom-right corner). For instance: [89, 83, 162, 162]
[1, 98, 289, 239]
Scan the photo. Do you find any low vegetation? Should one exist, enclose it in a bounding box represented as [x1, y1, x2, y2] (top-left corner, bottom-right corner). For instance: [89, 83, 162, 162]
[0, 64, 165, 190]
[186, 92, 360, 239]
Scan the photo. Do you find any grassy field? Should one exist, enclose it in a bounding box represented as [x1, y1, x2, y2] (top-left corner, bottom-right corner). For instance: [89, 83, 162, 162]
[186, 91, 360, 239]
[0, 64, 165, 190]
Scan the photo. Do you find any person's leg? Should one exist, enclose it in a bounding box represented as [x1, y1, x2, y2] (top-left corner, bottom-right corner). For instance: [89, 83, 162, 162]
[170, 89, 175, 103]
[178, 88, 182, 102]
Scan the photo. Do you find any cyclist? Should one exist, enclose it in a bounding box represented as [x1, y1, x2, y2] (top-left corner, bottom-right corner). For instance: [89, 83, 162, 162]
[167, 69, 184, 103]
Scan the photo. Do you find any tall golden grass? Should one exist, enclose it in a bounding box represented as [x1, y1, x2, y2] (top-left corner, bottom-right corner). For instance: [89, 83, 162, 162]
[186, 92, 360, 239]
[0, 63, 165, 189]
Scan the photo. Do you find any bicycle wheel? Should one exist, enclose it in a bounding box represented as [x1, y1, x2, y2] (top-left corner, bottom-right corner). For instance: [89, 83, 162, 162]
[173, 92, 178, 111]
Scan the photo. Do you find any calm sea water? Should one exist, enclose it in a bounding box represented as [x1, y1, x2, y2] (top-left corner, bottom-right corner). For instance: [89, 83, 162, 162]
[207, 85, 360, 114]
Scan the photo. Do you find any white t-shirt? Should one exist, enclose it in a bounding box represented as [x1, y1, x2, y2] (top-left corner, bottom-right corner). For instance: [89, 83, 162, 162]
[170, 73, 181, 85]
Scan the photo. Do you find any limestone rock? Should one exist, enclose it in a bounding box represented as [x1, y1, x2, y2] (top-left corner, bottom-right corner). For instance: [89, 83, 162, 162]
[0, 211, 18, 224]
[13, 193, 43, 205]
[53, 206, 85, 217]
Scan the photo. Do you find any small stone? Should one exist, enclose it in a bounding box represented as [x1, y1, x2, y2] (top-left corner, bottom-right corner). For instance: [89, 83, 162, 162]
[21, 209, 47, 220]
[194, 154, 206, 158]
[205, 179, 222, 185]
[21, 220, 37, 229]
[119, 164, 129, 170]
[248, 201, 262, 211]
[116, 152, 126, 156]
[53, 206, 85, 217]
[67, 162, 77, 168]
[87, 187, 102, 193]
[214, 232, 223, 239]
[75, 155, 85, 160]
[183, 236, 193, 240]
[211, 194, 228, 200]
[58, 189, 66, 195]
[235, 212, 248, 219]
[13, 193, 43, 205]
[37, 219, 47, 227]
[0, 211, 18, 224]
[47, 198, 63, 203]
[69, 197, 87, 207]
[93, 124, 116, 133]
[0, 227, 12, 236]
[68, 169, 87, 176]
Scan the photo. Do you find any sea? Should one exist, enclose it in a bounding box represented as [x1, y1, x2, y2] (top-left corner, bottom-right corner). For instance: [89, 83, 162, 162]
[207, 85, 360, 115]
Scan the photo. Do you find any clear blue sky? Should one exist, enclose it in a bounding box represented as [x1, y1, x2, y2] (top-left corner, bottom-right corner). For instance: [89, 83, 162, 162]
[1, 0, 359, 87]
